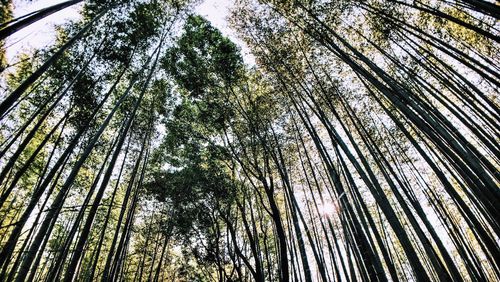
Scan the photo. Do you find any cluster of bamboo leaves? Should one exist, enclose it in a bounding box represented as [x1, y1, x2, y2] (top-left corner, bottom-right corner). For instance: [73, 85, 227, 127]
[0, 0, 498, 281]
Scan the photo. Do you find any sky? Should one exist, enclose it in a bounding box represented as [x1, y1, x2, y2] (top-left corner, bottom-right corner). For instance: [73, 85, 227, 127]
[195, 0, 255, 65]
[5, 0, 255, 65]
[5, 0, 82, 62]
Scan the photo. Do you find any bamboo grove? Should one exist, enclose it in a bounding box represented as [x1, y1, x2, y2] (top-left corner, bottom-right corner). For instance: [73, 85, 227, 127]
[0, 0, 498, 280]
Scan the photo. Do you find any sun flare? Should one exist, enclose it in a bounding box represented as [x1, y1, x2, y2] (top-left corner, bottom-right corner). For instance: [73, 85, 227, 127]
[318, 202, 339, 217]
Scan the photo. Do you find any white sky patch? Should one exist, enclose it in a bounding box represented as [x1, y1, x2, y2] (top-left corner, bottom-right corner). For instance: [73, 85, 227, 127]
[317, 201, 338, 217]
[194, 0, 255, 65]
[5, 0, 82, 63]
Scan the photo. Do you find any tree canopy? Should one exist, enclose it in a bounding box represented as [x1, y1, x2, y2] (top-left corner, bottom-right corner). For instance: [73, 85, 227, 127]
[0, 0, 498, 281]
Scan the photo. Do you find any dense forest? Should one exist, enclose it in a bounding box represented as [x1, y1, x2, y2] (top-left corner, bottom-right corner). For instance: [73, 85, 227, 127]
[0, 0, 498, 281]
